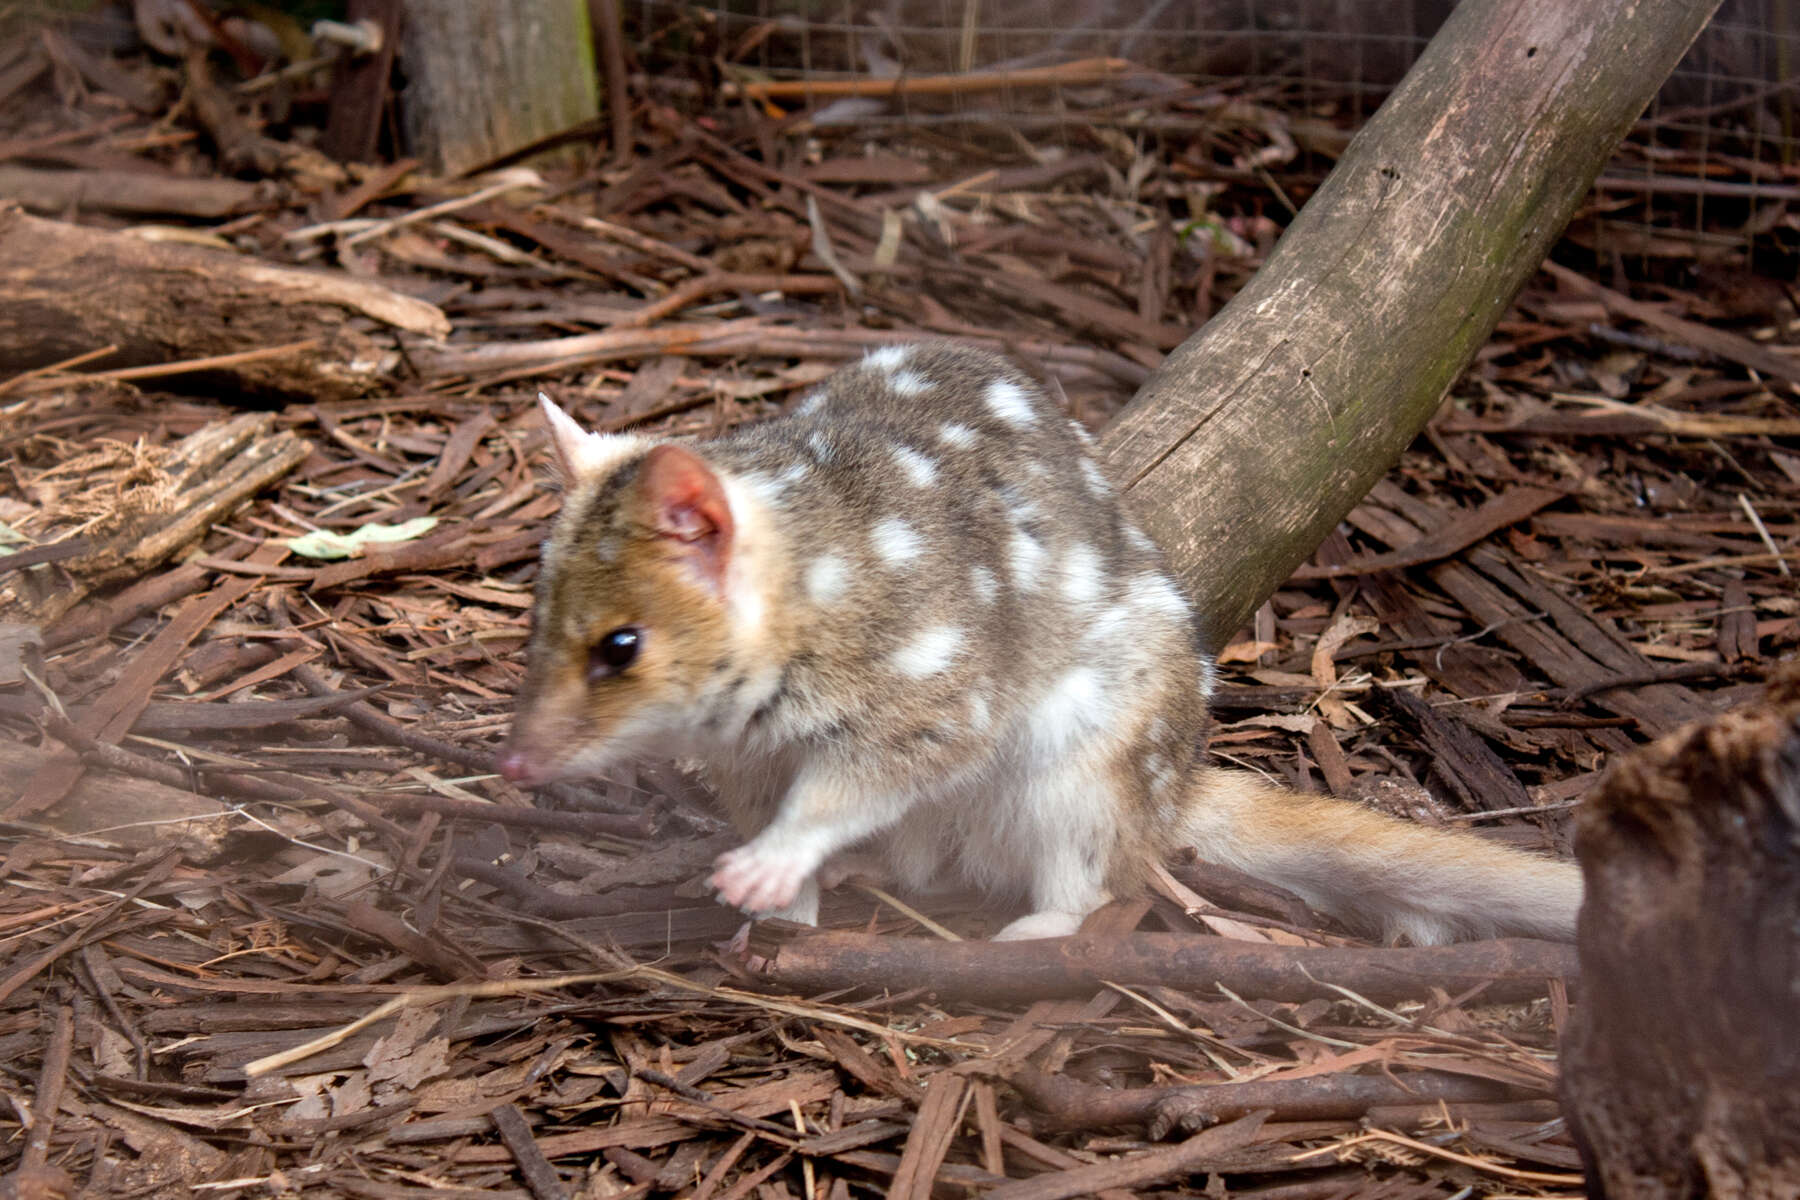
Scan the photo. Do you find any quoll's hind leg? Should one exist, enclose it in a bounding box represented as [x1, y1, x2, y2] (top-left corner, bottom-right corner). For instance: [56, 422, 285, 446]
[815, 850, 894, 893]
[988, 761, 1117, 941]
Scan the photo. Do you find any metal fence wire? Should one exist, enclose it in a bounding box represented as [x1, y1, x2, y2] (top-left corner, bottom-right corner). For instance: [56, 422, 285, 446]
[626, 0, 1799, 274]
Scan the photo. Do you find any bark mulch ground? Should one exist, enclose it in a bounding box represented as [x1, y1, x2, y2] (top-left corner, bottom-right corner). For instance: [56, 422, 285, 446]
[1, 19, 1796, 1199]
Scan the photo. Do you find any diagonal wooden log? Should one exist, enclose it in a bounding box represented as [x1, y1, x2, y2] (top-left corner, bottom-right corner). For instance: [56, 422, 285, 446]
[1097, 0, 1723, 648]
[1560, 673, 1800, 1198]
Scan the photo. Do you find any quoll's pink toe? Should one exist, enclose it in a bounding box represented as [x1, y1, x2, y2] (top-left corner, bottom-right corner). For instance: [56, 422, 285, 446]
[496, 751, 537, 784]
[711, 846, 804, 914]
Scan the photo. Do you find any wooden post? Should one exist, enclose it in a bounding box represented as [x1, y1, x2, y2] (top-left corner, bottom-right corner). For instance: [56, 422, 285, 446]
[1561, 674, 1800, 1196]
[1097, 0, 1723, 649]
[396, 0, 600, 176]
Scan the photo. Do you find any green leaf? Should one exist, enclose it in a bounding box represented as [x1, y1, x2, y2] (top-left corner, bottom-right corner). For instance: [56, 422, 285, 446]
[288, 517, 438, 560]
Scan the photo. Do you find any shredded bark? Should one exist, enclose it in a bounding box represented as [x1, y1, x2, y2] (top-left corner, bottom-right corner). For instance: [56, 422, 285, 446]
[1, 7, 1796, 1197]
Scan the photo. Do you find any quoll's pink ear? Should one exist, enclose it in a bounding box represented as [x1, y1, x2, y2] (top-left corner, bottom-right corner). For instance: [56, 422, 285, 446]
[637, 443, 735, 589]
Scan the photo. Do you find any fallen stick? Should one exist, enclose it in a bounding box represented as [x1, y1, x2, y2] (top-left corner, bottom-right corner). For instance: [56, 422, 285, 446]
[1005, 1065, 1531, 1139]
[756, 930, 1574, 1006]
[723, 57, 1136, 102]
[982, 1111, 1269, 1200]
[419, 319, 1150, 388]
[1543, 260, 1800, 389]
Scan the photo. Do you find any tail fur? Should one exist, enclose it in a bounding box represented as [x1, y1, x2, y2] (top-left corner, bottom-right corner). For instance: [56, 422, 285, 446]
[1180, 767, 1582, 945]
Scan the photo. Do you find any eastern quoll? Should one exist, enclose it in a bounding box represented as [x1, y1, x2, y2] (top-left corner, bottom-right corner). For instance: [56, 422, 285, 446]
[498, 343, 1582, 943]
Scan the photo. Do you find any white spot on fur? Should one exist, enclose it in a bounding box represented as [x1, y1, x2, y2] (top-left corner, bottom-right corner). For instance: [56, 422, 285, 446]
[1198, 653, 1218, 699]
[1000, 485, 1039, 526]
[864, 345, 910, 371]
[984, 379, 1037, 427]
[968, 690, 991, 731]
[1060, 543, 1102, 605]
[807, 431, 834, 463]
[738, 471, 787, 509]
[1031, 667, 1113, 759]
[806, 555, 849, 604]
[795, 391, 826, 417]
[892, 446, 939, 486]
[970, 565, 999, 602]
[1009, 531, 1046, 589]
[718, 477, 770, 635]
[938, 423, 977, 449]
[1128, 573, 1189, 620]
[891, 626, 963, 677]
[1079, 458, 1111, 495]
[1085, 604, 1130, 644]
[1124, 526, 1156, 555]
[1068, 419, 1096, 446]
[871, 517, 921, 567]
[889, 370, 931, 396]
[778, 461, 810, 487]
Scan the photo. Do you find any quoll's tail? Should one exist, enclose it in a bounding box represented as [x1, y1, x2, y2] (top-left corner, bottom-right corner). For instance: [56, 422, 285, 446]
[1180, 767, 1582, 945]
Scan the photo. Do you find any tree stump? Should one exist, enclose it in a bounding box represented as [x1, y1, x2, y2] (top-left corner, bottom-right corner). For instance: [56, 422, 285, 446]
[1561, 672, 1800, 1198]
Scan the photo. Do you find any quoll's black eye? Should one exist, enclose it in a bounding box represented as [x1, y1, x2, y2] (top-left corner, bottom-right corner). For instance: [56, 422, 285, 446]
[588, 627, 642, 680]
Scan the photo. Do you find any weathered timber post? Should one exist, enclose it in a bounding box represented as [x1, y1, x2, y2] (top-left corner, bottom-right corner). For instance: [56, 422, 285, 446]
[397, 0, 599, 175]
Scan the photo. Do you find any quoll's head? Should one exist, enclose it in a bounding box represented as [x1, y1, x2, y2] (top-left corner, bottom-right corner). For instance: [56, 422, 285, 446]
[497, 396, 738, 787]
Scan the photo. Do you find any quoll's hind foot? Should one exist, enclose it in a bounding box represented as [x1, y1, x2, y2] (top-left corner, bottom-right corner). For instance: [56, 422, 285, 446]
[992, 910, 1086, 941]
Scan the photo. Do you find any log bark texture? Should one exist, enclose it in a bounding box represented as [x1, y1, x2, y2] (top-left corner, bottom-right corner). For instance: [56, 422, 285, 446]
[1097, 0, 1723, 648]
[397, 0, 599, 175]
[758, 930, 1574, 1006]
[1007, 1066, 1529, 1138]
[1560, 675, 1800, 1199]
[0, 207, 448, 398]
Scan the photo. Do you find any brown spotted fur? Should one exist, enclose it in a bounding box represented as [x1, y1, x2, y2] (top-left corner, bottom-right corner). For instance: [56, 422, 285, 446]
[501, 343, 1582, 943]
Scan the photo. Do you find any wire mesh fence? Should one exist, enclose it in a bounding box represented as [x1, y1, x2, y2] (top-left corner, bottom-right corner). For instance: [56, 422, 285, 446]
[625, 0, 1799, 274]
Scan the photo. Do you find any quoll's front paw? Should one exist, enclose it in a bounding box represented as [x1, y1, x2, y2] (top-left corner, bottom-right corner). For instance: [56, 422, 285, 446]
[710, 843, 811, 914]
